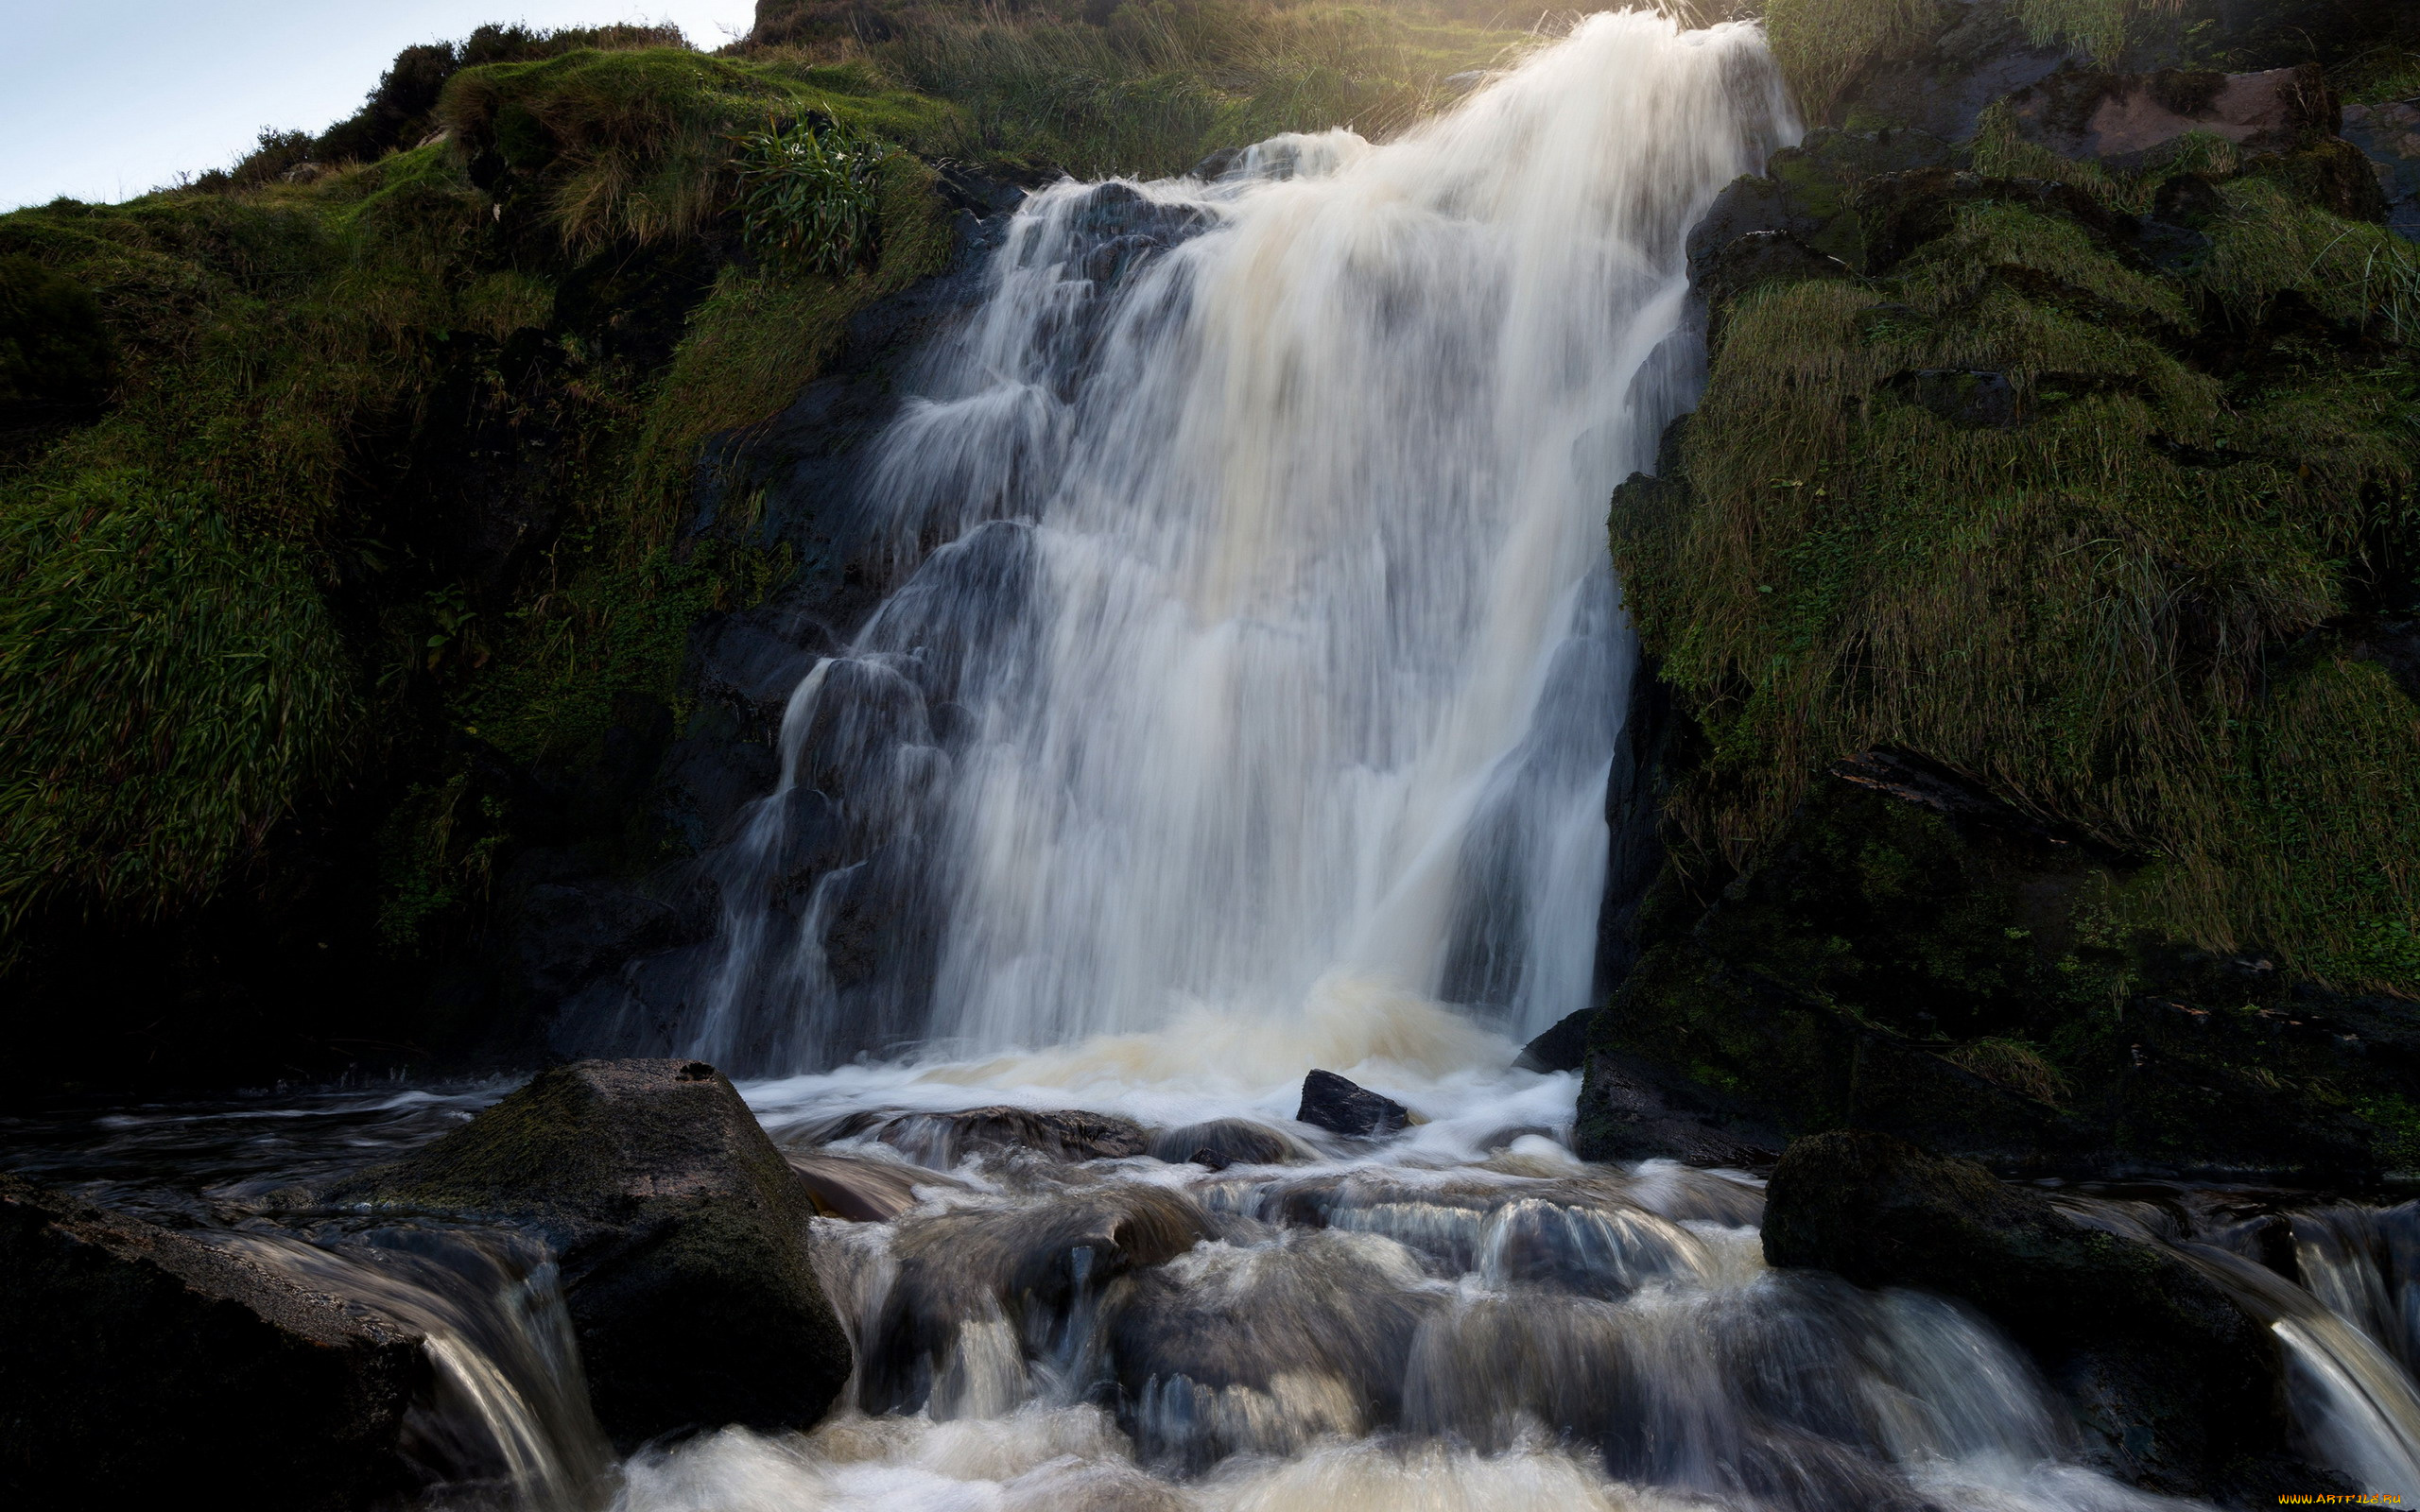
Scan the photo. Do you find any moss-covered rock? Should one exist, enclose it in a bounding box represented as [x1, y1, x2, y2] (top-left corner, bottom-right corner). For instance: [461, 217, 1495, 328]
[1762, 1129, 2308, 1497]
[328, 1057, 850, 1447]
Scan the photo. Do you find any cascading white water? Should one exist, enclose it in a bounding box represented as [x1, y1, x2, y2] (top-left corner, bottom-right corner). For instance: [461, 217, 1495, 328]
[682, 10, 1794, 1074]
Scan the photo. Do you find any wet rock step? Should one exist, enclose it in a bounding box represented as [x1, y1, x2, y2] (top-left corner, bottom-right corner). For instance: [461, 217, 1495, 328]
[0, 1174, 430, 1506]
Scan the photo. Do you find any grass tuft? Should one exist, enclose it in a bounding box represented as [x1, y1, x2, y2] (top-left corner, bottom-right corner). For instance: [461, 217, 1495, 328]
[0, 474, 352, 931]
[733, 116, 890, 274]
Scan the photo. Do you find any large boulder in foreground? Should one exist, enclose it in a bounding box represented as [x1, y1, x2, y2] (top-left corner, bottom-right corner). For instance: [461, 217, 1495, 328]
[1763, 1130, 2300, 1497]
[0, 1175, 428, 1506]
[334, 1057, 849, 1447]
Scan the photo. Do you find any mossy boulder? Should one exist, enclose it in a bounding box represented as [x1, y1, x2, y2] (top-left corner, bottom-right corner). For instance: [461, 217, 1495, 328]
[330, 1057, 850, 1447]
[1763, 1129, 2303, 1497]
[0, 1175, 430, 1506]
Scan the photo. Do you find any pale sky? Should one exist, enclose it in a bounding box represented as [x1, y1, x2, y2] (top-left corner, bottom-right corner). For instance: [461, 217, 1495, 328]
[4, 2, 764, 212]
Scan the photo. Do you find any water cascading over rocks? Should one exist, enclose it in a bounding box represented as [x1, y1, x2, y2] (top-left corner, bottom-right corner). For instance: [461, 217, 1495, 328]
[599, 11, 1797, 1076]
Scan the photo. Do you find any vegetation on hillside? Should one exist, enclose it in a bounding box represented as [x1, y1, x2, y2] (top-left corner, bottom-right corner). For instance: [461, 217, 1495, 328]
[1620, 7, 2420, 998]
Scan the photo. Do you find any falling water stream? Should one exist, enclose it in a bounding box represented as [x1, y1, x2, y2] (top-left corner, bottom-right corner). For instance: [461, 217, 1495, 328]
[15, 12, 2420, 1511]
[670, 9, 1792, 1074]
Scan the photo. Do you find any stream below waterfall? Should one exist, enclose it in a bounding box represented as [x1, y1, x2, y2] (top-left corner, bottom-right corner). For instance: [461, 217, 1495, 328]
[9, 1060, 2420, 1511]
[17, 11, 2420, 1511]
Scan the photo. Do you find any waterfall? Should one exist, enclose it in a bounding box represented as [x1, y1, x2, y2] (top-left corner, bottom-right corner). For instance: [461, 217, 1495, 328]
[673, 10, 1796, 1075]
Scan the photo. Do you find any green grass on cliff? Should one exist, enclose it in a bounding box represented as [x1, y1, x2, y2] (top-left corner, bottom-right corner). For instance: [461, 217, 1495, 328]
[0, 30, 959, 936]
[1617, 171, 2420, 988]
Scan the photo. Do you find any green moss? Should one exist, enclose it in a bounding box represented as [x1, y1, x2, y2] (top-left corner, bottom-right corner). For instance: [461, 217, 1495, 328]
[633, 151, 955, 529]
[376, 776, 508, 951]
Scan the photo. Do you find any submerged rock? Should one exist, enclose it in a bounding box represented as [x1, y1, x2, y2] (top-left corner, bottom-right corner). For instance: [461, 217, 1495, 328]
[0, 1174, 429, 1505]
[1763, 1130, 2304, 1497]
[1296, 1069, 1409, 1138]
[330, 1057, 850, 1448]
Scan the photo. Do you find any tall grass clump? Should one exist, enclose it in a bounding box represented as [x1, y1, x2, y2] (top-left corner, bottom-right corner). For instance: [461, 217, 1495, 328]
[0, 474, 352, 933]
[733, 116, 890, 273]
[1759, 0, 1933, 121]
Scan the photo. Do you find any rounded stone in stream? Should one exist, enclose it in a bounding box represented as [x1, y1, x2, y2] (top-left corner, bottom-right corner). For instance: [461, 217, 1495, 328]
[1148, 1118, 1305, 1169]
[1762, 1129, 2308, 1498]
[0, 1173, 430, 1505]
[1296, 1069, 1409, 1138]
[328, 1058, 850, 1449]
[847, 1105, 1150, 1166]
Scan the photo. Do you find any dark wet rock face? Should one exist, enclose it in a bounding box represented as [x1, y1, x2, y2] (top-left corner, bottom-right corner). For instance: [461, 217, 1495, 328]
[1763, 1130, 2311, 1498]
[1297, 1069, 1409, 1137]
[1574, 1049, 1781, 1172]
[2342, 95, 2420, 238]
[1577, 751, 2420, 1179]
[329, 1057, 849, 1449]
[0, 1175, 429, 1505]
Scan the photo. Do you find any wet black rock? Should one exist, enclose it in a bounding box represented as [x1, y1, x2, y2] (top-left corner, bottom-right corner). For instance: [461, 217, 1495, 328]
[1692, 231, 1855, 315]
[1762, 1130, 2301, 1497]
[513, 883, 692, 1005]
[1513, 1007, 1593, 1074]
[1189, 146, 1245, 181]
[0, 1174, 430, 1506]
[2342, 95, 2420, 239]
[1148, 1117, 1304, 1168]
[1296, 1069, 1409, 1138]
[1106, 1226, 1438, 1470]
[331, 1057, 850, 1448]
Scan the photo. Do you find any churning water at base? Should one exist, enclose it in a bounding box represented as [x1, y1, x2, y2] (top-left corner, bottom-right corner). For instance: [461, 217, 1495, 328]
[679, 10, 1795, 1074]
